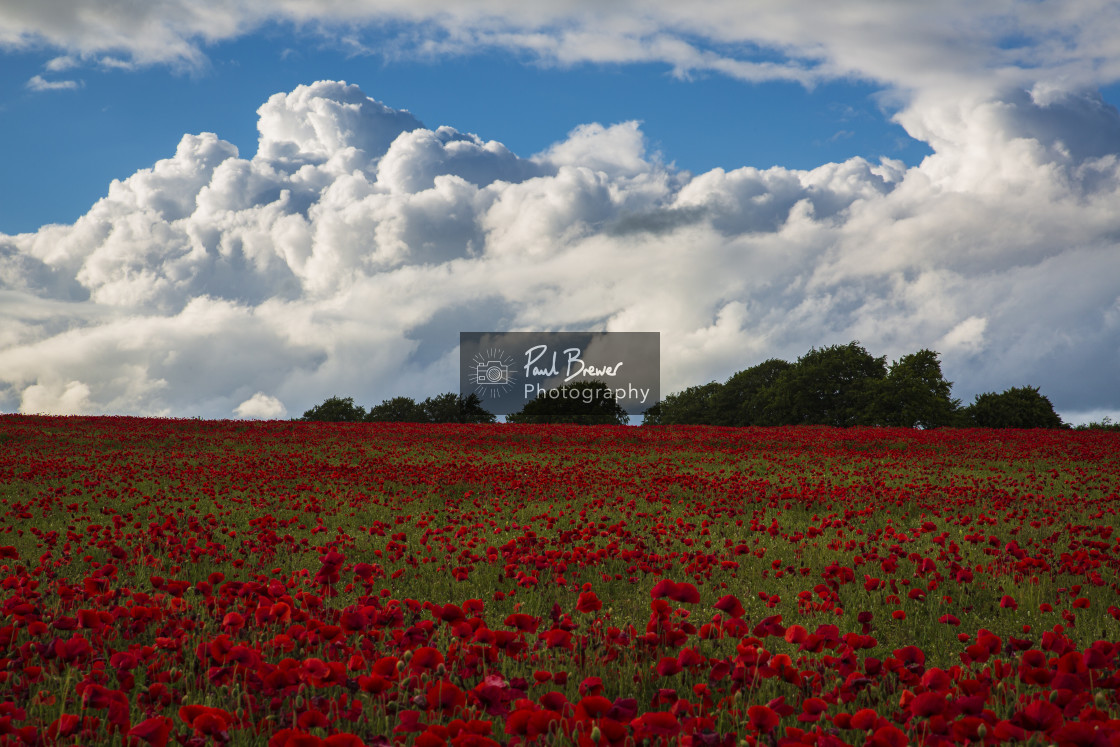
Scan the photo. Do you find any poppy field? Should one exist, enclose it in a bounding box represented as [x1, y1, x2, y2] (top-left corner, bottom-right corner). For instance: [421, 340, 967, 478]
[1, 416, 1119, 747]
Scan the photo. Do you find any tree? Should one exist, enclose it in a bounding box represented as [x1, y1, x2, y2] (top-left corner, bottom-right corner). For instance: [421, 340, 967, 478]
[767, 342, 887, 426]
[1073, 416, 1120, 432]
[651, 382, 723, 425]
[712, 359, 792, 426]
[421, 393, 497, 424]
[961, 386, 1065, 428]
[366, 396, 428, 423]
[456, 393, 499, 424]
[506, 381, 629, 425]
[302, 396, 367, 422]
[877, 349, 959, 428]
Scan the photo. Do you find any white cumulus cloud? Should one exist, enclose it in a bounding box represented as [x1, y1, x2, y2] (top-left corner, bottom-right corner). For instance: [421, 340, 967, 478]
[25, 74, 81, 91]
[234, 392, 287, 419]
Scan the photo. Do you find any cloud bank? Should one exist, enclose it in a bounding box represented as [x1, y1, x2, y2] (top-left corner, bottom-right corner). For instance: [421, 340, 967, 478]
[6, 1, 1120, 96]
[2, 77, 1119, 419]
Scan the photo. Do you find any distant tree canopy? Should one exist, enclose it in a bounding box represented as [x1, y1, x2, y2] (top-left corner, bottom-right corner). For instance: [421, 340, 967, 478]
[959, 386, 1063, 429]
[641, 381, 721, 426]
[1072, 416, 1120, 432]
[366, 396, 428, 423]
[766, 342, 888, 427]
[645, 342, 1062, 429]
[713, 359, 792, 426]
[303, 344, 1068, 429]
[878, 349, 959, 429]
[423, 393, 497, 424]
[302, 396, 367, 423]
[506, 381, 629, 425]
[302, 393, 496, 424]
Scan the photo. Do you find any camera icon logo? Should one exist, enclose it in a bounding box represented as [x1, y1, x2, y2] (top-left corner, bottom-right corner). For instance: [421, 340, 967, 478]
[470, 348, 517, 398]
[477, 360, 510, 385]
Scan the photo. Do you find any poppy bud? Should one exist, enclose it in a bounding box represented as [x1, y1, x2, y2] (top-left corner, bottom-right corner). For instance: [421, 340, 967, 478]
[591, 726, 601, 743]
[1096, 691, 1109, 709]
[977, 724, 987, 739]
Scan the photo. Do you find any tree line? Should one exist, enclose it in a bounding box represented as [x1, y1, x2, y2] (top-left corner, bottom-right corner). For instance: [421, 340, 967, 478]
[300, 341, 1082, 428]
[301, 393, 497, 424]
[301, 381, 630, 425]
[643, 342, 1065, 428]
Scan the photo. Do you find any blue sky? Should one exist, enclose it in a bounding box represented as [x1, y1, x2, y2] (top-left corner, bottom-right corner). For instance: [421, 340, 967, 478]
[2, 34, 933, 234]
[1, 1, 1120, 423]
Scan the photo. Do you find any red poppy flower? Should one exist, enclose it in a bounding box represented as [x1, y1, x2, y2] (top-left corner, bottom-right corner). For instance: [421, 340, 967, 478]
[128, 716, 173, 747]
[850, 708, 879, 731]
[578, 677, 604, 697]
[410, 646, 445, 673]
[427, 681, 467, 716]
[574, 695, 613, 721]
[784, 624, 808, 644]
[269, 728, 326, 747]
[910, 692, 946, 718]
[504, 613, 540, 633]
[747, 705, 780, 734]
[1018, 699, 1063, 732]
[414, 730, 446, 747]
[539, 629, 573, 650]
[869, 725, 908, 747]
[650, 579, 700, 604]
[576, 591, 602, 613]
[178, 705, 235, 736]
[713, 594, 744, 618]
[632, 711, 682, 738]
[797, 698, 829, 723]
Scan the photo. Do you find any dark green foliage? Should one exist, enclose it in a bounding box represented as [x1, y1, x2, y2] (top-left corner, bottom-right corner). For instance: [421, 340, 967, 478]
[712, 358, 792, 426]
[420, 393, 497, 424]
[646, 341, 1060, 429]
[766, 342, 887, 426]
[961, 386, 1065, 428]
[305, 347, 1066, 430]
[366, 396, 430, 423]
[877, 349, 959, 428]
[301, 396, 367, 422]
[305, 392, 498, 424]
[1073, 416, 1120, 432]
[649, 382, 723, 425]
[506, 381, 629, 425]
